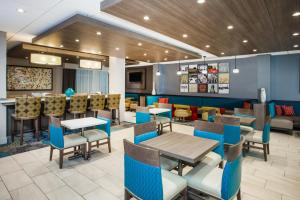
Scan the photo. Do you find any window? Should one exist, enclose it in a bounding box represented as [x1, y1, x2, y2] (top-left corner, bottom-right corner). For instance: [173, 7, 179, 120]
[76, 69, 108, 94]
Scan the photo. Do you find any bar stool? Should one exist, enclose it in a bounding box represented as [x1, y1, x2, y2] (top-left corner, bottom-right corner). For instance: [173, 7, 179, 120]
[69, 94, 88, 119]
[11, 96, 41, 145]
[89, 94, 105, 117]
[107, 94, 121, 125]
[44, 94, 66, 138]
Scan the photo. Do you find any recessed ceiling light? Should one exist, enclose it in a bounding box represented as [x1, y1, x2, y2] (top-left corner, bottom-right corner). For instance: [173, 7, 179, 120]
[41, 51, 44, 54]
[96, 31, 102, 36]
[59, 44, 64, 48]
[126, 56, 129, 59]
[66, 58, 69, 61]
[294, 44, 299, 48]
[205, 45, 210, 48]
[243, 40, 248, 43]
[103, 59, 106, 62]
[25, 56, 28, 59]
[164, 58, 168, 61]
[17, 8, 25, 13]
[227, 25, 234, 30]
[221, 52, 225, 55]
[292, 12, 300, 17]
[253, 49, 257, 52]
[143, 53, 147, 56]
[115, 47, 120, 51]
[165, 50, 169, 53]
[138, 42, 142, 46]
[143, 15, 150, 21]
[75, 39, 79, 42]
[147, 60, 150, 62]
[98, 51, 102, 54]
[197, 0, 205, 4]
[292, 32, 299, 36]
[182, 34, 188, 38]
[184, 56, 188, 59]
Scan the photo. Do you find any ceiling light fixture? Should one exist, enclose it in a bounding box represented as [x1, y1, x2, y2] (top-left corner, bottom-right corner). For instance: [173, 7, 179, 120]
[232, 56, 239, 74]
[147, 60, 150, 62]
[253, 49, 257, 52]
[184, 55, 188, 59]
[292, 12, 300, 17]
[75, 39, 79, 42]
[96, 31, 102, 36]
[98, 51, 102, 54]
[202, 56, 208, 74]
[30, 53, 62, 66]
[177, 60, 182, 76]
[17, 8, 25, 13]
[243, 40, 248, 43]
[221, 52, 225, 55]
[293, 32, 299, 36]
[59, 44, 64, 48]
[126, 56, 129, 59]
[227, 25, 234, 30]
[115, 47, 120, 51]
[156, 64, 161, 76]
[165, 50, 169, 53]
[205, 45, 210, 48]
[182, 34, 188, 38]
[164, 58, 168, 61]
[143, 15, 150, 21]
[294, 44, 299, 48]
[66, 58, 69, 61]
[197, 0, 205, 4]
[80, 59, 102, 69]
[144, 53, 147, 56]
[138, 42, 142, 46]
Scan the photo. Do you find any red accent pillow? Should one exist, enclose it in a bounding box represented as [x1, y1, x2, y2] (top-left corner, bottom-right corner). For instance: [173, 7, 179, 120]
[282, 105, 295, 116]
[220, 108, 226, 114]
[275, 105, 283, 116]
[243, 102, 251, 109]
[158, 98, 169, 103]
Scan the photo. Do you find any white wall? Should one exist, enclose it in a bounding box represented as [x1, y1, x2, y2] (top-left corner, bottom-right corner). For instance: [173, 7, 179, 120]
[109, 57, 125, 121]
[0, 31, 7, 144]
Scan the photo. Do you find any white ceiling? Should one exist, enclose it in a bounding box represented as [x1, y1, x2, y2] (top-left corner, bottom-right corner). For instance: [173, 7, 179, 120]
[0, 0, 216, 58]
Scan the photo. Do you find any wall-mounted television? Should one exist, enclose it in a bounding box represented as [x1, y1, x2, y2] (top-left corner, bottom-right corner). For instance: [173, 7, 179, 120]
[129, 72, 143, 82]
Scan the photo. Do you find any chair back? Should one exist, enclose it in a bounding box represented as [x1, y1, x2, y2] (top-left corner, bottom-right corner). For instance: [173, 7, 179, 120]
[123, 139, 163, 200]
[221, 136, 244, 200]
[70, 94, 88, 113]
[215, 116, 241, 144]
[268, 102, 276, 118]
[49, 117, 64, 149]
[44, 95, 66, 117]
[134, 122, 157, 144]
[90, 94, 105, 111]
[15, 96, 41, 119]
[234, 108, 254, 117]
[97, 110, 112, 137]
[262, 117, 271, 144]
[194, 120, 225, 159]
[157, 103, 172, 119]
[107, 94, 121, 109]
[136, 107, 151, 124]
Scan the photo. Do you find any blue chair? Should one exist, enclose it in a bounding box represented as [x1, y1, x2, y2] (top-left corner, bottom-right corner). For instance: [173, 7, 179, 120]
[156, 103, 173, 134]
[83, 110, 112, 157]
[194, 121, 224, 168]
[215, 116, 241, 145]
[123, 139, 187, 200]
[136, 106, 151, 124]
[49, 117, 87, 169]
[245, 118, 271, 161]
[184, 136, 244, 200]
[234, 108, 256, 131]
[134, 122, 178, 171]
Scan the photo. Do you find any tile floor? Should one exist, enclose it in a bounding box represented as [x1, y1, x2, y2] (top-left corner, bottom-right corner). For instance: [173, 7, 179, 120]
[0, 112, 300, 200]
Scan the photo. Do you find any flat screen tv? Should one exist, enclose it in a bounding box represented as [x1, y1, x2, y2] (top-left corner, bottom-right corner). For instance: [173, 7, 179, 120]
[129, 72, 142, 82]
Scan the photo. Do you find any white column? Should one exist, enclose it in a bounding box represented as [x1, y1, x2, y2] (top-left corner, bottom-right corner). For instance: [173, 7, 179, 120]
[109, 57, 125, 121]
[0, 31, 7, 144]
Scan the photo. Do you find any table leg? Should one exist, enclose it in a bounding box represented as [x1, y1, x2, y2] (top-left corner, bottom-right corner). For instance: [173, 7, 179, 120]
[178, 160, 183, 176]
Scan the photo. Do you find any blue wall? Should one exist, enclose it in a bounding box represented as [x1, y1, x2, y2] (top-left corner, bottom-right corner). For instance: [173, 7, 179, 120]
[271, 54, 300, 101]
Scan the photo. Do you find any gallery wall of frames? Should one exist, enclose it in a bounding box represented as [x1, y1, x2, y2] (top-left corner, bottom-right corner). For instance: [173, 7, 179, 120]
[179, 63, 230, 94]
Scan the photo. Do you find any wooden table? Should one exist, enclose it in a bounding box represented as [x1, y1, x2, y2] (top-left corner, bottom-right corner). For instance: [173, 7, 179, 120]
[222, 114, 256, 126]
[149, 108, 171, 120]
[141, 132, 219, 175]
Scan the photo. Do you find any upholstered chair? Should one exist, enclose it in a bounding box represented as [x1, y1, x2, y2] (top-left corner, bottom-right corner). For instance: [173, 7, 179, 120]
[11, 96, 41, 145]
[244, 118, 271, 161]
[157, 103, 173, 134]
[89, 94, 105, 117]
[135, 106, 161, 132]
[214, 116, 241, 145]
[83, 110, 112, 156]
[184, 136, 244, 200]
[44, 94, 66, 138]
[107, 94, 121, 125]
[134, 122, 178, 171]
[123, 139, 187, 200]
[69, 94, 88, 118]
[234, 108, 255, 133]
[49, 117, 87, 169]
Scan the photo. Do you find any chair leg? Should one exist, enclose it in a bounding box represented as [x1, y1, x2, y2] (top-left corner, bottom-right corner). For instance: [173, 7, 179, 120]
[124, 189, 131, 200]
[169, 122, 173, 132]
[48, 117, 51, 139]
[96, 140, 99, 148]
[219, 160, 224, 169]
[263, 144, 268, 161]
[82, 144, 87, 160]
[182, 188, 188, 200]
[59, 149, 64, 169]
[160, 123, 163, 134]
[11, 118, 15, 143]
[34, 118, 40, 141]
[88, 142, 92, 158]
[20, 120, 24, 146]
[49, 146, 54, 161]
[108, 138, 112, 153]
[237, 189, 241, 200]
[267, 143, 270, 154]
[118, 109, 120, 125]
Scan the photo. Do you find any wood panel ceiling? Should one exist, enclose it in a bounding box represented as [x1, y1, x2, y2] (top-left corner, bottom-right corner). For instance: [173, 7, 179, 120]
[32, 14, 200, 63]
[101, 0, 300, 56]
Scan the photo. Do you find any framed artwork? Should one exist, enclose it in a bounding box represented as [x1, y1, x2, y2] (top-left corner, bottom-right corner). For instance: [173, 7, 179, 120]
[219, 73, 229, 84]
[198, 84, 208, 93]
[180, 84, 189, 92]
[219, 84, 230, 94]
[208, 84, 218, 93]
[7, 65, 53, 91]
[219, 63, 229, 73]
[189, 84, 198, 92]
[180, 65, 189, 72]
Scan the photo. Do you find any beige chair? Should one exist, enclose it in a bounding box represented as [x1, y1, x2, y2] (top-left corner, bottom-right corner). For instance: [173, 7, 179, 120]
[89, 94, 105, 117]
[11, 96, 41, 145]
[69, 94, 88, 118]
[107, 94, 121, 125]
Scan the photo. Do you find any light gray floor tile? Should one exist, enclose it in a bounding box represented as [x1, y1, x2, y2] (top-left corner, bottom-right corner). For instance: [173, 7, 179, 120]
[1, 170, 32, 191]
[84, 187, 119, 200]
[0, 181, 11, 200]
[63, 172, 98, 195]
[10, 184, 47, 200]
[33, 172, 65, 193]
[47, 185, 84, 200]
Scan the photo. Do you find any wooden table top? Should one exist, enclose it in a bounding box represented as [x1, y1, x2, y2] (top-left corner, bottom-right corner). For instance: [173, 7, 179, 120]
[222, 114, 256, 126]
[141, 132, 219, 164]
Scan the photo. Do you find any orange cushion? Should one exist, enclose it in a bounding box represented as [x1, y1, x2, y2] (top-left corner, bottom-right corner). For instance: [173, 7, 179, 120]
[158, 98, 169, 103]
[243, 102, 251, 109]
[282, 105, 295, 116]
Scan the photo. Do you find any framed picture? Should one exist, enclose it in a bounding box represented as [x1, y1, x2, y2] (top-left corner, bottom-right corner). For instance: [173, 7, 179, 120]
[219, 73, 229, 84]
[189, 84, 198, 92]
[180, 74, 189, 84]
[7, 65, 53, 91]
[208, 84, 218, 93]
[219, 84, 230, 94]
[198, 84, 208, 93]
[180, 84, 189, 92]
[218, 63, 229, 73]
[207, 63, 218, 74]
